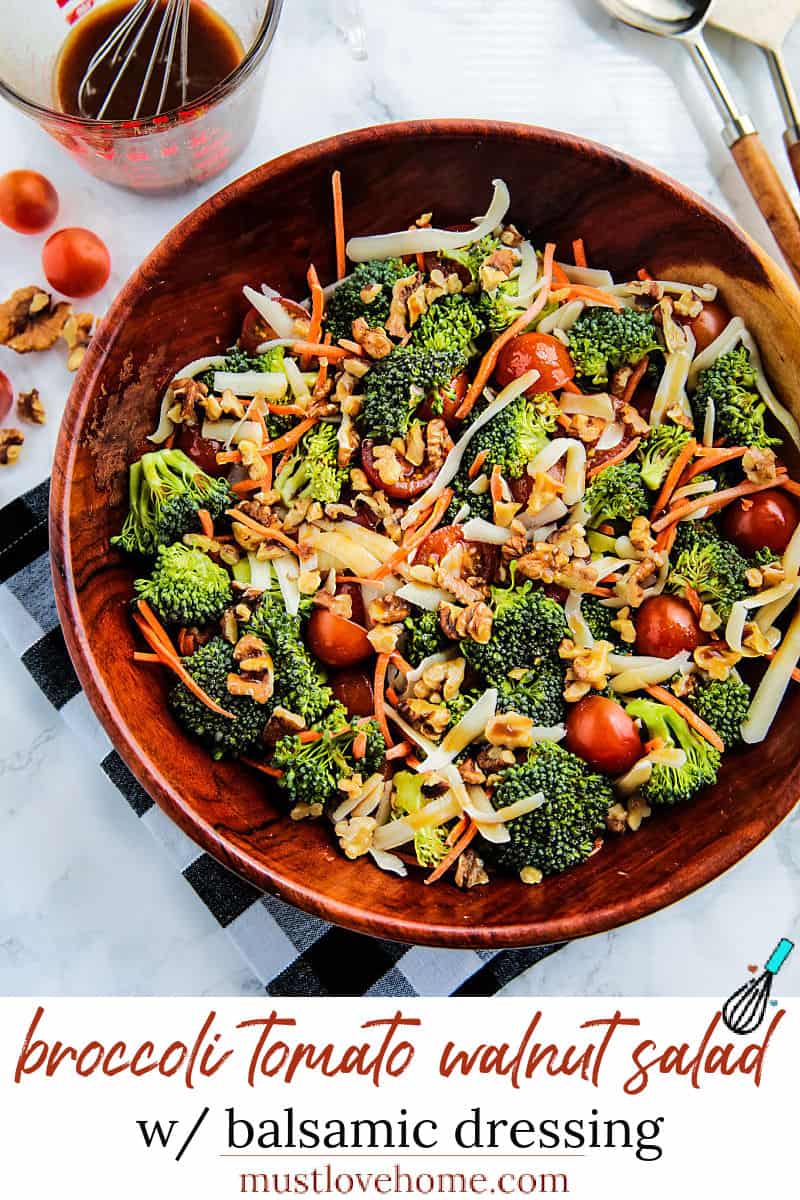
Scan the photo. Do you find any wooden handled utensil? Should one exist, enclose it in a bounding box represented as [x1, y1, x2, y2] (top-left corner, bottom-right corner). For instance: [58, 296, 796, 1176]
[711, 1, 800, 191]
[596, 0, 800, 286]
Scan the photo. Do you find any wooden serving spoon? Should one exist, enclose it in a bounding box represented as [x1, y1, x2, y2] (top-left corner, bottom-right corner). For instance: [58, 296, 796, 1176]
[596, 0, 800, 286]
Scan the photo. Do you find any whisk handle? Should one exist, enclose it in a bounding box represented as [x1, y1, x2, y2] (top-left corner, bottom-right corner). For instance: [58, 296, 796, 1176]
[765, 938, 794, 975]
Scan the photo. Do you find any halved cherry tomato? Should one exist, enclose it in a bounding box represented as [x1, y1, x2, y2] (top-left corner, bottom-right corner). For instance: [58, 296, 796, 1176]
[415, 523, 499, 581]
[417, 371, 469, 426]
[722, 488, 799, 556]
[509, 456, 565, 507]
[336, 579, 367, 626]
[360, 438, 440, 500]
[0, 170, 58, 234]
[239, 297, 308, 353]
[565, 695, 643, 775]
[0, 371, 12, 423]
[330, 667, 375, 718]
[42, 227, 110, 298]
[415, 524, 464, 563]
[635, 595, 702, 658]
[494, 332, 575, 395]
[689, 300, 731, 355]
[175, 428, 225, 476]
[306, 607, 373, 667]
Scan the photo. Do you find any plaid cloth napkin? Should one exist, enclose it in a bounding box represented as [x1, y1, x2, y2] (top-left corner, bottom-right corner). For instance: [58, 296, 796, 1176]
[0, 480, 563, 996]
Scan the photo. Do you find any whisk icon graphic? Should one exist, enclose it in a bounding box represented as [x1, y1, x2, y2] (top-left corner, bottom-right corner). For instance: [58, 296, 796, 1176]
[722, 939, 794, 1035]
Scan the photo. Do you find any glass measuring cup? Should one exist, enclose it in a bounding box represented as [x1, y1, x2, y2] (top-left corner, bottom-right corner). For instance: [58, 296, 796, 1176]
[0, 0, 284, 193]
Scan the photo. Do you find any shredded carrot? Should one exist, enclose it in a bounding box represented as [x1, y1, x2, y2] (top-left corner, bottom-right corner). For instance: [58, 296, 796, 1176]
[275, 446, 293, 477]
[331, 170, 346, 280]
[353, 731, 367, 760]
[654, 524, 677, 555]
[313, 331, 333, 399]
[133, 606, 234, 720]
[644, 684, 724, 753]
[587, 436, 641, 479]
[262, 453, 274, 491]
[225, 509, 301, 555]
[621, 356, 650, 406]
[415, 251, 426, 272]
[588, 585, 614, 597]
[455, 243, 556, 420]
[265, 402, 307, 418]
[177, 627, 197, 657]
[335, 574, 386, 587]
[385, 741, 411, 761]
[681, 446, 747, 485]
[561, 379, 582, 394]
[298, 730, 324, 744]
[490, 464, 504, 503]
[652, 475, 788, 532]
[241, 756, 284, 779]
[650, 438, 697, 518]
[337, 338, 364, 356]
[197, 508, 214, 538]
[425, 819, 478, 885]
[637, 267, 653, 281]
[572, 238, 587, 268]
[133, 651, 161, 663]
[386, 686, 400, 707]
[232, 477, 266, 496]
[643, 737, 665, 755]
[260, 415, 318, 457]
[372, 489, 453, 580]
[406, 754, 422, 770]
[551, 261, 570, 289]
[779, 478, 800, 498]
[290, 341, 352, 361]
[303, 264, 324, 370]
[447, 815, 468, 846]
[468, 449, 488, 480]
[596, 522, 615, 537]
[390, 651, 414, 675]
[683, 586, 703, 619]
[373, 654, 394, 748]
[567, 285, 621, 310]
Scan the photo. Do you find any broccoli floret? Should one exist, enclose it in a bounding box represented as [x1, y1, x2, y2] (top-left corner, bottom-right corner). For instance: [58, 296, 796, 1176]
[582, 461, 649, 527]
[568, 307, 660, 387]
[691, 347, 779, 449]
[495, 659, 566, 727]
[625, 697, 720, 806]
[580, 594, 632, 654]
[360, 346, 466, 440]
[133, 542, 232, 626]
[275, 422, 345, 505]
[112, 449, 233, 557]
[445, 689, 483, 726]
[441, 235, 503, 283]
[402, 609, 449, 667]
[474, 281, 530, 332]
[463, 393, 560, 480]
[410, 293, 486, 357]
[687, 675, 751, 750]
[483, 741, 614, 877]
[272, 719, 386, 809]
[668, 519, 750, 619]
[246, 586, 334, 726]
[168, 638, 267, 759]
[323, 259, 406, 342]
[461, 578, 568, 683]
[638, 425, 692, 490]
[392, 770, 449, 868]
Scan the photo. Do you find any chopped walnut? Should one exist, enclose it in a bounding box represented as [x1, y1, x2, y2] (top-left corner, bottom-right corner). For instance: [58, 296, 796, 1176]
[485, 712, 535, 750]
[620, 402, 651, 437]
[233, 633, 268, 662]
[458, 757, 486, 785]
[366, 622, 403, 654]
[570, 413, 606, 445]
[519, 866, 543, 886]
[405, 421, 425, 467]
[610, 606, 636, 644]
[359, 283, 382, 305]
[623, 279, 665, 303]
[673, 290, 704, 318]
[385, 272, 420, 339]
[762, 562, 786, 587]
[262, 706, 306, 744]
[693, 642, 741, 680]
[350, 466, 371, 493]
[398, 696, 451, 738]
[369, 593, 411, 624]
[559, 637, 612, 701]
[0, 428, 24, 465]
[653, 296, 687, 354]
[614, 556, 664, 608]
[227, 673, 273, 704]
[742, 621, 774, 657]
[61, 311, 94, 371]
[436, 568, 484, 607]
[17, 388, 45, 424]
[411, 657, 466, 704]
[500, 224, 524, 247]
[525, 470, 563, 515]
[476, 744, 517, 774]
[370, 443, 404, 486]
[219, 388, 245, 419]
[742, 447, 778, 485]
[335, 816, 377, 860]
[426, 418, 453, 467]
[699, 603, 723, 632]
[406, 284, 429, 327]
[0, 287, 71, 353]
[629, 514, 657, 556]
[314, 590, 352, 619]
[298, 569, 322, 595]
[746, 567, 763, 589]
[438, 600, 493, 644]
[169, 376, 207, 426]
[351, 317, 393, 360]
[606, 802, 628, 834]
[516, 524, 597, 592]
[626, 794, 652, 831]
[665, 404, 694, 430]
[454, 848, 490, 889]
[290, 801, 324, 821]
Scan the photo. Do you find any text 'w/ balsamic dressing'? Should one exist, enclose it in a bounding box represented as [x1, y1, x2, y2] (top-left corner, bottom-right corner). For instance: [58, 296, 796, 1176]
[55, 0, 244, 122]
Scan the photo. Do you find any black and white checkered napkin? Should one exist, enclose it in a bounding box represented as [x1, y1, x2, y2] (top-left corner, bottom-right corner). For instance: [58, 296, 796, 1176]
[0, 480, 563, 996]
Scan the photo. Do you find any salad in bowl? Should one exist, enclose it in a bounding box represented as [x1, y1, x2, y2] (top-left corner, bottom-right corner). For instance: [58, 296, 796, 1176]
[113, 176, 800, 892]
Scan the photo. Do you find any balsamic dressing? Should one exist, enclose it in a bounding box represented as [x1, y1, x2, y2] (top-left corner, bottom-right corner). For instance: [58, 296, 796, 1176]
[55, 0, 244, 122]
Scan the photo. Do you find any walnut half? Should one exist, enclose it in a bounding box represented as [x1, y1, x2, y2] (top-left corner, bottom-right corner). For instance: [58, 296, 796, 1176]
[0, 287, 71, 353]
[17, 389, 45, 425]
[0, 428, 24, 465]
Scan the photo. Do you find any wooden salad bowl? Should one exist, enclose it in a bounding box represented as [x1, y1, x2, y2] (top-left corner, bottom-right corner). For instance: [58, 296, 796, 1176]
[51, 121, 800, 948]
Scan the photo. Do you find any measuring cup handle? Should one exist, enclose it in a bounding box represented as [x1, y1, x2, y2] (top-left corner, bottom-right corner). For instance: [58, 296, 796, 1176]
[729, 132, 800, 287]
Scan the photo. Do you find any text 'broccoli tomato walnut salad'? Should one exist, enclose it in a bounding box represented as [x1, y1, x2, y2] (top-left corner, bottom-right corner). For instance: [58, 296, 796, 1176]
[114, 176, 800, 890]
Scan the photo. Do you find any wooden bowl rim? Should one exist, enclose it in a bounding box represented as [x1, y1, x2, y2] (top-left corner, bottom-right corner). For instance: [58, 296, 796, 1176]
[50, 118, 800, 948]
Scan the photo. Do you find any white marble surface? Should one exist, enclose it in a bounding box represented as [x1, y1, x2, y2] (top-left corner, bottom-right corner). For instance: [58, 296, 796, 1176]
[1, 0, 799, 996]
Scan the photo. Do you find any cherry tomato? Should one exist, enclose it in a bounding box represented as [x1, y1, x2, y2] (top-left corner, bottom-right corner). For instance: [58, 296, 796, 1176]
[722, 488, 799, 556]
[175, 428, 225, 475]
[0, 371, 13, 423]
[689, 300, 731, 354]
[0, 170, 58, 234]
[330, 667, 375, 718]
[509, 457, 565, 507]
[565, 695, 643, 775]
[417, 371, 469, 426]
[239, 297, 307, 353]
[336, 579, 367, 626]
[416, 524, 464, 564]
[306, 607, 373, 667]
[360, 438, 440, 500]
[414, 523, 499, 581]
[629, 381, 657, 421]
[635, 595, 702, 658]
[42, 227, 110, 298]
[494, 332, 575, 395]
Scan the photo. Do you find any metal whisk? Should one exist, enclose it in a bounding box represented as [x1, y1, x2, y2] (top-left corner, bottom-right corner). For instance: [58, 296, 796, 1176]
[722, 938, 794, 1036]
[78, 0, 191, 121]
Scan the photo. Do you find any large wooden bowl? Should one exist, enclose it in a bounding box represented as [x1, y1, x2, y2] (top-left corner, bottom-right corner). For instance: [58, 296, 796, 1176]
[51, 121, 799, 948]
